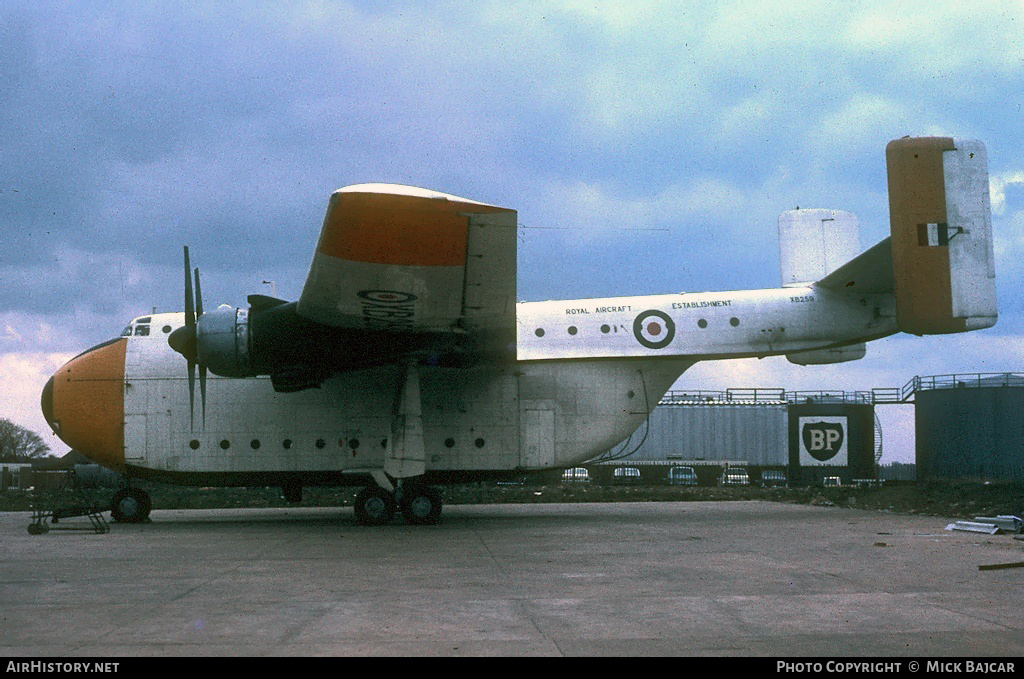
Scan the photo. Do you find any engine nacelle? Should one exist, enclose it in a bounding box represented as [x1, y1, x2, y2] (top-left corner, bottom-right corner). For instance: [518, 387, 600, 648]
[196, 305, 253, 378]
[190, 300, 467, 389]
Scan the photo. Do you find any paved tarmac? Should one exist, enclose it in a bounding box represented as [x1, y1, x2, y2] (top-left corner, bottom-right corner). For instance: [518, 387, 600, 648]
[2, 500, 1023, 657]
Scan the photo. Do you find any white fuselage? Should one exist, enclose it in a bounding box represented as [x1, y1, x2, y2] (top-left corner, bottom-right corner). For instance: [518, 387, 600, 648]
[117, 284, 896, 482]
[517, 285, 896, 361]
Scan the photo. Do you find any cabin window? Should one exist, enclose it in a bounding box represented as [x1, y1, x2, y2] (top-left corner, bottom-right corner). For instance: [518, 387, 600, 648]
[698, 319, 707, 328]
[162, 325, 172, 334]
[601, 324, 610, 334]
[444, 438, 455, 448]
[219, 440, 230, 450]
[250, 439, 261, 449]
[283, 439, 292, 449]
[567, 326, 577, 335]
[474, 438, 485, 448]
[189, 440, 200, 450]
[730, 317, 740, 327]
[316, 439, 326, 449]
[534, 328, 545, 337]
[349, 438, 360, 450]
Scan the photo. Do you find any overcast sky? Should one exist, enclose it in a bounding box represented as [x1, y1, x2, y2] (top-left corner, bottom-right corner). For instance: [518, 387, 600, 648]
[2, 2, 1022, 462]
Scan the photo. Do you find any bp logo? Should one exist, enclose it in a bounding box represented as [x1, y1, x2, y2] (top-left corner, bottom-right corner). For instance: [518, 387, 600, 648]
[798, 416, 848, 466]
[633, 310, 675, 350]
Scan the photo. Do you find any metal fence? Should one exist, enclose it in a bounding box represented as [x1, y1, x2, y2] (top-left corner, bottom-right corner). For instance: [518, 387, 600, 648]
[665, 373, 1024, 407]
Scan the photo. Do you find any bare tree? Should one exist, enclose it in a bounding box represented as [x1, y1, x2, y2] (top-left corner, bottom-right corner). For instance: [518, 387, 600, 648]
[0, 419, 51, 462]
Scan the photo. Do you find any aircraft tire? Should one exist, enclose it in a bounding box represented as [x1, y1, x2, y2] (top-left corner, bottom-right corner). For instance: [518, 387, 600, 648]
[111, 487, 152, 523]
[399, 484, 442, 525]
[354, 486, 397, 526]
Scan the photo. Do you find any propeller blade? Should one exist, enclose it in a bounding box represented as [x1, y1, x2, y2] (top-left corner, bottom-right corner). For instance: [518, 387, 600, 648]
[195, 266, 206, 426]
[194, 267, 204, 318]
[184, 246, 196, 429]
[199, 363, 207, 427]
[187, 356, 196, 431]
[184, 246, 195, 328]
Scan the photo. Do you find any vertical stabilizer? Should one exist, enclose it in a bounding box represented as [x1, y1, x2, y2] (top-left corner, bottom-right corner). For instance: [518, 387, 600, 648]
[778, 209, 860, 287]
[886, 137, 997, 334]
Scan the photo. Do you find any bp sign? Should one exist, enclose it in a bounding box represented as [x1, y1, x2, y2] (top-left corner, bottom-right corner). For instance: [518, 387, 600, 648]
[799, 416, 848, 466]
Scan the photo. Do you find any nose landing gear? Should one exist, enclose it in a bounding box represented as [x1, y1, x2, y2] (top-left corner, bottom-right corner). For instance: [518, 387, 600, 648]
[110, 486, 152, 523]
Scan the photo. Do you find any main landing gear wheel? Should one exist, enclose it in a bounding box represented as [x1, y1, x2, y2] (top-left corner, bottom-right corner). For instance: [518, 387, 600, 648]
[110, 487, 152, 523]
[354, 486, 397, 526]
[399, 485, 442, 525]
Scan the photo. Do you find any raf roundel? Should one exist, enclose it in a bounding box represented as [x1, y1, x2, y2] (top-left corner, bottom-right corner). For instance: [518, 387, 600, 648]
[633, 310, 675, 350]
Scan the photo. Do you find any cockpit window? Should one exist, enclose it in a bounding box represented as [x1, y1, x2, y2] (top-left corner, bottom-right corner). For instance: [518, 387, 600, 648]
[134, 325, 150, 337]
[136, 316, 151, 324]
[121, 325, 132, 337]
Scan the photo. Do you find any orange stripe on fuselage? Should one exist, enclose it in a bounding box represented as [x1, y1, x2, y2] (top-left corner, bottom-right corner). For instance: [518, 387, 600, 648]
[52, 338, 126, 470]
[316, 191, 511, 267]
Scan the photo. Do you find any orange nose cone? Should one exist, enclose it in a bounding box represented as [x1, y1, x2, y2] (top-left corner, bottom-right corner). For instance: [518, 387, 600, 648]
[50, 338, 127, 471]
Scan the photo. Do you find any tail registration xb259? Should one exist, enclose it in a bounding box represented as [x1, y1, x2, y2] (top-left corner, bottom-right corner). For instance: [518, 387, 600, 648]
[41, 137, 997, 525]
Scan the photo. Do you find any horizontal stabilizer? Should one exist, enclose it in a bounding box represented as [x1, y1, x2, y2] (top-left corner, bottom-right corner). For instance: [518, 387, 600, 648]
[815, 237, 893, 294]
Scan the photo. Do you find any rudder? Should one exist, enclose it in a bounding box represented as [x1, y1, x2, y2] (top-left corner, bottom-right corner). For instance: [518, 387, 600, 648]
[886, 137, 997, 335]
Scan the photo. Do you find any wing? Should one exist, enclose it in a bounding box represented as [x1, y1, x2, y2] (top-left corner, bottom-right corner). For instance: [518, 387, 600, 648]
[297, 184, 517, 337]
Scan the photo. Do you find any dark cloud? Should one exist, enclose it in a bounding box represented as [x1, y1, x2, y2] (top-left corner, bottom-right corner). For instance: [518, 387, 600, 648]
[0, 2, 1020, 338]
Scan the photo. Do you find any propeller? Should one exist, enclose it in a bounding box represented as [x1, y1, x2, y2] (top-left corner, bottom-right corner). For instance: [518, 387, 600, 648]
[167, 246, 207, 429]
[194, 266, 206, 428]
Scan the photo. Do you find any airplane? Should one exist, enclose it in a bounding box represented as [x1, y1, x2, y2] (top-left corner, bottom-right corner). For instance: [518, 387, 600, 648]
[40, 137, 997, 525]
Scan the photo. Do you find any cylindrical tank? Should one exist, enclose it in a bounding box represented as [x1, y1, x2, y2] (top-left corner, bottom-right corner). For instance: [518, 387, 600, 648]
[788, 402, 876, 485]
[915, 380, 1024, 481]
[626, 403, 789, 465]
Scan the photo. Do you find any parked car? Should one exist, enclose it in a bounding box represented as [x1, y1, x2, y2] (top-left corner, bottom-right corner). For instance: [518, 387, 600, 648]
[611, 467, 642, 485]
[823, 476, 842, 488]
[561, 467, 591, 484]
[718, 467, 751, 486]
[759, 469, 788, 488]
[667, 466, 698, 486]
